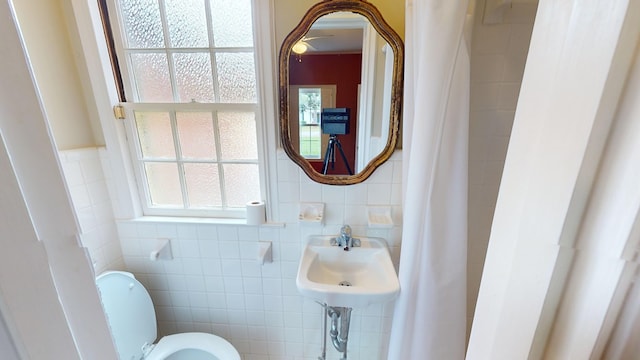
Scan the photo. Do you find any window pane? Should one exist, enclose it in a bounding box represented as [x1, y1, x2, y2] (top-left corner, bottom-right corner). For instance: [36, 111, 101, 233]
[173, 53, 215, 102]
[216, 52, 256, 103]
[176, 112, 216, 159]
[300, 125, 321, 159]
[144, 162, 183, 206]
[165, 0, 208, 48]
[135, 112, 176, 158]
[218, 112, 257, 160]
[130, 53, 173, 102]
[209, 0, 253, 47]
[223, 164, 260, 207]
[298, 88, 322, 159]
[120, 0, 164, 48]
[184, 163, 221, 207]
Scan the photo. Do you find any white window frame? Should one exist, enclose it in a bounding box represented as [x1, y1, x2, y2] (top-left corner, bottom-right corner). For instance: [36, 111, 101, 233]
[100, 0, 276, 219]
[121, 102, 262, 218]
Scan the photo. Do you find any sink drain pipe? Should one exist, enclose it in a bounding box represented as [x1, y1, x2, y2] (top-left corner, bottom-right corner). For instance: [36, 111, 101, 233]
[328, 306, 352, 359]
[316, 303, 353, 359]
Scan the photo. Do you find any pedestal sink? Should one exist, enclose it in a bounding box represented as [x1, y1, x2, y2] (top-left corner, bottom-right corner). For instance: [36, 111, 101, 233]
[296, 235, 400, 308]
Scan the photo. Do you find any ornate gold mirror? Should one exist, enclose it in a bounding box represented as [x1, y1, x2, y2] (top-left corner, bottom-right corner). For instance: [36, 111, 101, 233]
[279, 0, 403, 185]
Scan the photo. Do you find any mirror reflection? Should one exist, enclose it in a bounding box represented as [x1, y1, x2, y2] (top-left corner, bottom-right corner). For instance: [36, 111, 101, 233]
[279, 0, 403, 185]
[287, 12, 394, 176]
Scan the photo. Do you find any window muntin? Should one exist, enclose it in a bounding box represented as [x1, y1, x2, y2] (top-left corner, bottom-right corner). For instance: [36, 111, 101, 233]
[118, 0, 256, 104]
[108, 0, 262, 217]
[128, 106, 260, 214]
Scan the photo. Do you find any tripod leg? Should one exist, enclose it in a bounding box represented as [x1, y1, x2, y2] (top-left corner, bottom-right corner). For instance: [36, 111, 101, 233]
[334, 141, 353, 175]
[330, 143, 336, 170]
[322, 138, 335, 175]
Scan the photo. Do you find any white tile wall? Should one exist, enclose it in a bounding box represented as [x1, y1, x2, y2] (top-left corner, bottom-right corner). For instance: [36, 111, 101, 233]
[117, 151, 402, 360]
[467, 1, 537, 335]
[58, 147, 124, 274]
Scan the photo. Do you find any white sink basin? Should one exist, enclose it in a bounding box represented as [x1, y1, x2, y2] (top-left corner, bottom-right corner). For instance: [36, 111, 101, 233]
[296, 235, 400, 308]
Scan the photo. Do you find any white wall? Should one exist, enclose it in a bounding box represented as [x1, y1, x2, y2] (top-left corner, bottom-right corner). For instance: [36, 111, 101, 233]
[0, 1, 117, 358]
[467, 0, 640, 358]
[544, 37, 640, 359]
[467, 0, 537, 336]
[11, 0, 104, 150]
[0, 311, 19, 360]
[59, 147, 125, 274]
[24, 143, 401, 360]
[116, 151, 402, 360]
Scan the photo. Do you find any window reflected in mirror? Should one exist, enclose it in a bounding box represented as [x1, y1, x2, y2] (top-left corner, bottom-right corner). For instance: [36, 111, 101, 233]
[298, 88, 322, 159]
[290, 85, 337, 166]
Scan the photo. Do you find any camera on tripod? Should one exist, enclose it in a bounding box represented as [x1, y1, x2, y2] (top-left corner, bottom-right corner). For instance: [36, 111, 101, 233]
[320, 108, 353, 175]
[321, 108, 350, 135]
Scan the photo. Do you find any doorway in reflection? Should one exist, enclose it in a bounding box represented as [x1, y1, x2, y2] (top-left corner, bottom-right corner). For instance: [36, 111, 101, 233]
[289, 53, 361, 175]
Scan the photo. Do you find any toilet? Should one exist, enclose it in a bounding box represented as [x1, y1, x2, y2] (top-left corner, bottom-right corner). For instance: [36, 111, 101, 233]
[96, 271, 240, 360]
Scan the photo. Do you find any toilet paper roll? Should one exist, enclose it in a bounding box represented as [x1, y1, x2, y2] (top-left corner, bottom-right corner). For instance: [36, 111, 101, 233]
[246, 200, 266, 225]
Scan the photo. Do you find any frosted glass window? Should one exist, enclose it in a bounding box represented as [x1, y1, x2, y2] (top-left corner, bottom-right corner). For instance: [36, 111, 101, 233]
[165, 0, 208, 48]
[108, 0, 262, 216]
[218, 112, 257, 160]
[223, 164, 260, 207]
[135, 112, 176, 158]
[209, 0, 254, 47]
[173, 53, 215, 102]
[184, 163, 221, 207]
[176, 112, 216, 159]
[144, 162, 183, 206]
[130, 53, 173, 102]
[118, 0, 257, 105]
[120, 0, 164, 48]
[216, 52, 257, 103]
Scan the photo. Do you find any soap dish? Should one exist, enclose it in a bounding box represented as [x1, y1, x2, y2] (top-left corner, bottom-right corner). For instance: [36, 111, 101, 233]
[299, 203, 325, 224]
[367, 206, 393, 228]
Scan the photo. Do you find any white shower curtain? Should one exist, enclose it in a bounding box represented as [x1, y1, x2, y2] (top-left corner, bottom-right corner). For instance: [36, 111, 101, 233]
[388, 0, 470, 359]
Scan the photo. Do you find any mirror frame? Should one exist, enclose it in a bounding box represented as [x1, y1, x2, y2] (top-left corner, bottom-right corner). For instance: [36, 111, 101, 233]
[279, 0, 404, 185]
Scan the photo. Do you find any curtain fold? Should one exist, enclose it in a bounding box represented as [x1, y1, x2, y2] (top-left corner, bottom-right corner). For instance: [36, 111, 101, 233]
[387, 0, 470, 359]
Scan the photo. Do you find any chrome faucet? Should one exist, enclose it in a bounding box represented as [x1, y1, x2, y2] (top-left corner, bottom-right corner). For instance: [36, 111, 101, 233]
[331, 225, 361, 251]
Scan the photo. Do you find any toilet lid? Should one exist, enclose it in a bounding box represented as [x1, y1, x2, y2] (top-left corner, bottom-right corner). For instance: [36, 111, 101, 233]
[96, 271, 157, 360]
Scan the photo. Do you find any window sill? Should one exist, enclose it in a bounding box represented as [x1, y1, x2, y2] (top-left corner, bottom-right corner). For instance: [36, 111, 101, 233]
[127, 216, 285, 228]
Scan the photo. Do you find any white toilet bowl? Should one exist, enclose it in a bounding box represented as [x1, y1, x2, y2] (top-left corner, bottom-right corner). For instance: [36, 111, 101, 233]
[96, 271, 240, 360]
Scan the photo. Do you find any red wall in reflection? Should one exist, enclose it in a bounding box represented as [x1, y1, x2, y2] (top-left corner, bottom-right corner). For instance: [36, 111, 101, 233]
[288, 53, 361, 175]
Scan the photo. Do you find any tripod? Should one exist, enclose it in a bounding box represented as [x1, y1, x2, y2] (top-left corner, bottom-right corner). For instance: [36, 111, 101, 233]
[322, 134, 353, 175]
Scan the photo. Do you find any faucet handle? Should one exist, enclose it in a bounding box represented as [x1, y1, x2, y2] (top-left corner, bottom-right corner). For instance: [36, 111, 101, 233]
[340, 225, 352, 237]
